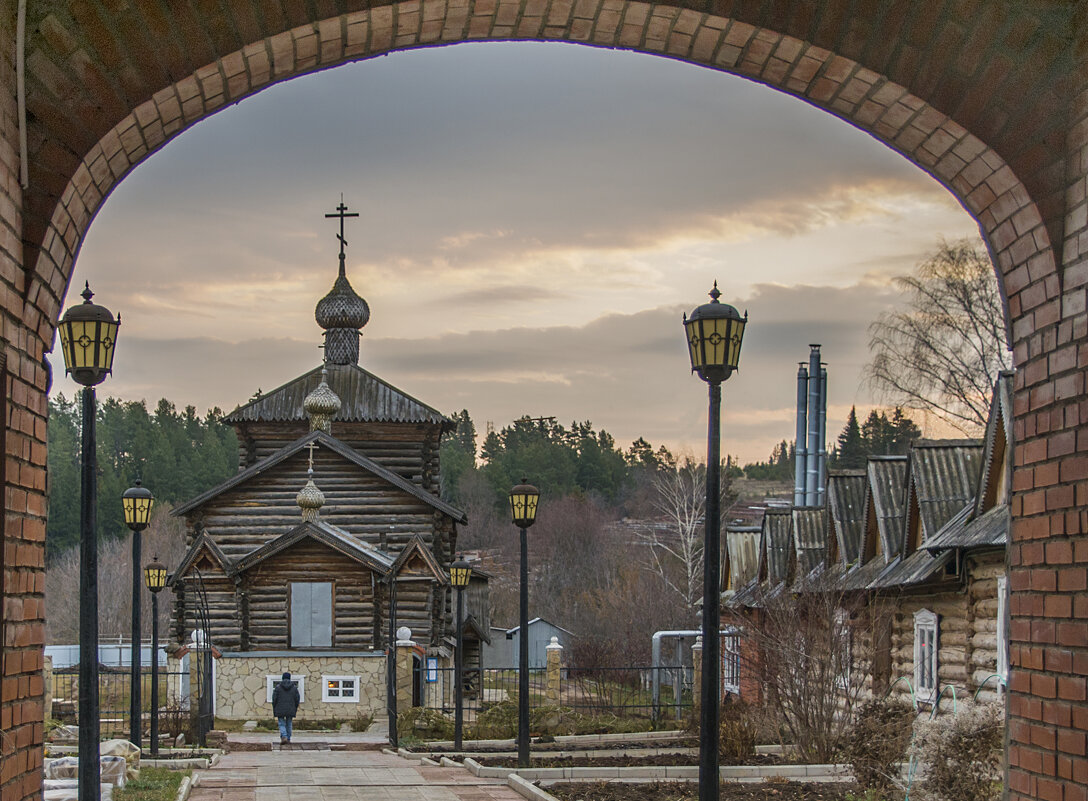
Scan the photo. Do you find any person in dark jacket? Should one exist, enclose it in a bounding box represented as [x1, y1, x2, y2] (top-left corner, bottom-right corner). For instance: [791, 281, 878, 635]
[272, 671, 301, 744]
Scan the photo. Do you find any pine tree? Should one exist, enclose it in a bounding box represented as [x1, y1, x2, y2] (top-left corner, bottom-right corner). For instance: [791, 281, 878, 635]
[835, 407, 866, 468]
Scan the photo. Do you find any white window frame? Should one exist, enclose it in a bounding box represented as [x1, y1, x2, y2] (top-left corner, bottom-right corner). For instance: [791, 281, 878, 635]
[721, 630, 741, 695]
[834, 609, 853, 691]
[913, 609, 939, 704]
[322, 675, 361, 703]
[996, 575, 1009, 685]
[266, 675, 306, 703]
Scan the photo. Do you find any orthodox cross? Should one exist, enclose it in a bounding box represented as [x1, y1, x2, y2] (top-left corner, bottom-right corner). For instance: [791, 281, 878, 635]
[305, 441, 319, 473]
[325, 196, 359, 261]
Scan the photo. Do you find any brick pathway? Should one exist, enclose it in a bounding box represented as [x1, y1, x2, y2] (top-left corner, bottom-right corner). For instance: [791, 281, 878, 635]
[188, 746, 525, 801]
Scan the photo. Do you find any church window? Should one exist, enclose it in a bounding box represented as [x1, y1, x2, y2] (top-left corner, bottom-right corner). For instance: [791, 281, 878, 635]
[322, 675, 360, 702]
[291, 582, 333, 648]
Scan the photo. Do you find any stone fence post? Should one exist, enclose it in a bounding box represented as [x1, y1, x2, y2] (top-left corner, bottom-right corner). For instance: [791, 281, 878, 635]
[691, 636, 702, 721]
[545, 636, 563, 705]
[43, 655, 53, 720]
[395, 627, 415, 713]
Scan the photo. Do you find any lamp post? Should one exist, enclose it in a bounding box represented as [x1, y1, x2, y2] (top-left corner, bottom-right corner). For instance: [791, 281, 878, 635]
[57, 282, 120, 801]
[508, 480, 539, 769]
[450, 555, 472, 751]
[123, 480, 154, 748]
[143, 558, 167, 757]
[683, 282, 746, 801]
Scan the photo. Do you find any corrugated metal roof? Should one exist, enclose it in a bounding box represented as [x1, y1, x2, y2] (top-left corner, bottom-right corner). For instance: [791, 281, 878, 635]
[867, 457, 909, 558]
[926, 503, 1009, 552]
[792, 507, 827, 576]
[840, 556, 888, 592]
[974, 372, 1014, 518]
[868, 547, 952, 589]
[761, 510, 794, 583]
[224, 362, 452, 428]
[725, 527, 761, 589]
[827, 471, 866, 565]
[908, 439, 983, 542]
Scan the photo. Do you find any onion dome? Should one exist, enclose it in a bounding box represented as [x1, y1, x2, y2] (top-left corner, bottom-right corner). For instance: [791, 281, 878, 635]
[315, 268, 370, 330]
[296, 468, 325, 522]
[304, 367, 341, 433]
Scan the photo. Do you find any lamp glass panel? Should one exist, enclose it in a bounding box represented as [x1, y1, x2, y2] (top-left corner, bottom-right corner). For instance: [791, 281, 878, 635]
[123, 495, 154, 527]
[684, 319, 702, 370]
[728, 318, 745, 368]
[144, 564, 167, 592]
[450, 566, 471, 587]
[509, 491, 539, 525]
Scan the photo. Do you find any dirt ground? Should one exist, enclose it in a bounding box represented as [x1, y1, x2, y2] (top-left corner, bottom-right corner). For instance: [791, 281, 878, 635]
[545, 780, 857, 801]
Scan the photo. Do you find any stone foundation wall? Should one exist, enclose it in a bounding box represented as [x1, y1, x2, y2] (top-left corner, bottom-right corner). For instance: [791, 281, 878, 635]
[213, 653, 386, 720]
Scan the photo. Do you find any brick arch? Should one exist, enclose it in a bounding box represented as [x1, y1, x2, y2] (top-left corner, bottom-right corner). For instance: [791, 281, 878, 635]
[6, 5, 1084, 801]
[28, 6, 1057, 348]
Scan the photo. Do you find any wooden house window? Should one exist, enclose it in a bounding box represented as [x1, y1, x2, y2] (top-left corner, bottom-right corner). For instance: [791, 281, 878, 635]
[323, 675, 360, 703]
[290, 582, 333, 648]
[996, 575, 1009, 684]
[913, 609, 939, 703]
[834, 609, 852, 691]
[722, 630, 741, 695]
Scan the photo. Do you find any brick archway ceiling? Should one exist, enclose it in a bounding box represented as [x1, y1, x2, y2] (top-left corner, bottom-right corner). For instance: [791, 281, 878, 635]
[22, 0, 1074, 342]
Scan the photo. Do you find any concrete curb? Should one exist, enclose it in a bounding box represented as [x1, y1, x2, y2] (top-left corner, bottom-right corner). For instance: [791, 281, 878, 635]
[142, 758, 210, 770]
[424, 730, 690, 751]
[506, 773, 556, 801]
[175, 775, 192, 801]
[468, 761, 853, 782]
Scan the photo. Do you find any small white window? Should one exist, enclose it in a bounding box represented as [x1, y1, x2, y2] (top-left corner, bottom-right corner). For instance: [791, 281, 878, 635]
[996, 575, 1009, 684]
[913, 609, 939, 703]
[834, 609, 853, 691]
[722, 630, 741, 695]
[265, 675, 305, 703]
[322, 675, 361, 703]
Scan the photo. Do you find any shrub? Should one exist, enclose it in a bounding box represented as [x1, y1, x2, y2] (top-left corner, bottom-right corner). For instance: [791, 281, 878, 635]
[397, 707, 454, 741]
[472, 701, 518, 739]
[910, 701, 1004, 801]
[842, 698, 914, 796]
[718, 700, 756, 763]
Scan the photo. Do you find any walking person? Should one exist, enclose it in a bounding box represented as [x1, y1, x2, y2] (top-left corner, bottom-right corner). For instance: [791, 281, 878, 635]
[272, 671, 300, 745]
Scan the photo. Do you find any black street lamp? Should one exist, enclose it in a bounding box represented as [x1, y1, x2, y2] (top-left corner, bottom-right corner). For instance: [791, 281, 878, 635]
[508, 480, 539, 769]
[683, 282, 745, 801]
[57, 282, 120, 801]
[123, 480, 154, 748]
[450, 555, 472, 751]
[143, 558, 167, 757]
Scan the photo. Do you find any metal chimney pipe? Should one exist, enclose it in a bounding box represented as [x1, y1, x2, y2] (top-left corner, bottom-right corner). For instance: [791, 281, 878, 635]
[794, 363, 808, 506]
[805, 345, 821, 505]
[817, 364, 828, 506]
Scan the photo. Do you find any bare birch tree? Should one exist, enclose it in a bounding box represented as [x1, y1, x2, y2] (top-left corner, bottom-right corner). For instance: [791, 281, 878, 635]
[866, 239, 1011, 434]
[636, 458, 734, 614]
[45, 503, 187, 645]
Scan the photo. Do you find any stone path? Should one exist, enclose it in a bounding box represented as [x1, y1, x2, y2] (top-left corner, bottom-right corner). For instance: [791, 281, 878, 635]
[188, 741, 526, 801]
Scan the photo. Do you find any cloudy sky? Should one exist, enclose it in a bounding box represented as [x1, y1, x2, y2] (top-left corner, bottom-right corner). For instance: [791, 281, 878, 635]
[58, 42, 983, 464]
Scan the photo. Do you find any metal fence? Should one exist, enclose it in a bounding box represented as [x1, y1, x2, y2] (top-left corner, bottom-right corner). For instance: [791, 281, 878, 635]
[420, 665, 691, 721]
[51, 667, 192, 740]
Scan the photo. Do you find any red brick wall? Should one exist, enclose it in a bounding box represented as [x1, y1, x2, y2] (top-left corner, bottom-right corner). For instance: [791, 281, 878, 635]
[0, 4, 1082, 800]
[1004, 21, 1088, 801]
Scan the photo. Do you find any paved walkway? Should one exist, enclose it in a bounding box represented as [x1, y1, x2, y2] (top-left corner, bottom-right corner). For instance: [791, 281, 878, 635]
[189, 732, 526, 801]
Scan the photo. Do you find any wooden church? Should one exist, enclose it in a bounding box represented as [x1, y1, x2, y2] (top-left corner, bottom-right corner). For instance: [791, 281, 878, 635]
[167, 204, 489, 720]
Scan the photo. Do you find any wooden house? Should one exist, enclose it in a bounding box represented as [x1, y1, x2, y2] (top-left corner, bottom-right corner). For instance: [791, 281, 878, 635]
[721, 376, 1012, 713]
[167, 226, 487, 720]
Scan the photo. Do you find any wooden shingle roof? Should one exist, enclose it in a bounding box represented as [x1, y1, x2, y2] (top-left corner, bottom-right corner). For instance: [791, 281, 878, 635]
[224, 362, 453, 430]
[172, 429, 468, 524]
